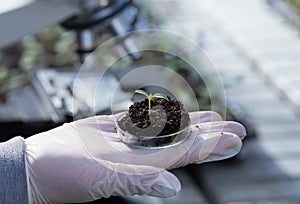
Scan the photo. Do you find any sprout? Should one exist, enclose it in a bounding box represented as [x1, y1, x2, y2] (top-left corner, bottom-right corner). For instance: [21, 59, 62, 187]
[134, 89, 169, 113]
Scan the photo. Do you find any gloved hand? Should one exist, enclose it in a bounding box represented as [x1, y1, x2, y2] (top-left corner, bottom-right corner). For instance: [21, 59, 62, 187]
[25, 111, 246, 204]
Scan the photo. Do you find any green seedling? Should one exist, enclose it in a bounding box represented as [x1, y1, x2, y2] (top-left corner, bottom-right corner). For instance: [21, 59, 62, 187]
[134, 89, 169, 113]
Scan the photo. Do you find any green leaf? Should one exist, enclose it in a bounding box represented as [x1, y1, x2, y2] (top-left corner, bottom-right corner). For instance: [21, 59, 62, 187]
[134, 89, 149, 98]
[153, 93, 169, 101]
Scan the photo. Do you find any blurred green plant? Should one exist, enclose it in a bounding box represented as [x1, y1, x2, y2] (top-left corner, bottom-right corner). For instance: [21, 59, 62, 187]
[287, 0, 300, 12]
[0, 25, 76, 101]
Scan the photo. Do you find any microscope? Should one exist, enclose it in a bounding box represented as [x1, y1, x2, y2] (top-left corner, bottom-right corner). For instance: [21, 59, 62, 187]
[0, 0, 142, 141]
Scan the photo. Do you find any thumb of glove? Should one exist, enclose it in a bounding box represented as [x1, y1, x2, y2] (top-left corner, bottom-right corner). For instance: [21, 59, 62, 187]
[90, 162, 182, 199]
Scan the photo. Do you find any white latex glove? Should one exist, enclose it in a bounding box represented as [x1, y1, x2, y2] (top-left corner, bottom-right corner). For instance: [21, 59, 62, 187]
[25, 111, 246, 204]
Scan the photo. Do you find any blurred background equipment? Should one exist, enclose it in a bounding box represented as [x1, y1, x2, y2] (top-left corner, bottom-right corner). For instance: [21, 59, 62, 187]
[0, 0, 142, 140]
[61, 0, 141, 63]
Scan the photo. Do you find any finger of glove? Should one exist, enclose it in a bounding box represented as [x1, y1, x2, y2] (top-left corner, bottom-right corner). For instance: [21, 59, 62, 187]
[169, 131, 242, 169]
[192, 120, 246, 138]
[168, 121, 245, 168]
[172, 121, 246, 167]
[90, 162, 181, 198]
[199, 133, 242, 163]
[189, 111, 223, 124]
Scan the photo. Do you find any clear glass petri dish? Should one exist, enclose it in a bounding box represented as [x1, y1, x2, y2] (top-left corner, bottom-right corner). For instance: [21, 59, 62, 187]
[116, 113, 191, 149]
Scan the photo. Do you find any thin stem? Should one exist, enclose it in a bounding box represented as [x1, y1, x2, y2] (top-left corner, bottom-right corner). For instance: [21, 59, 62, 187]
[148, 93, 153, 113]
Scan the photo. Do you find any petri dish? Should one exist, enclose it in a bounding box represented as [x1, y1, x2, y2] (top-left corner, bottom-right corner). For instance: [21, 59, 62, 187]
[116, 112, 191, 149]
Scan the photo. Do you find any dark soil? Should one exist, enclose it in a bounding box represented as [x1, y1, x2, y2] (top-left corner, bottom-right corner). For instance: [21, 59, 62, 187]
[118, 97, 190, 137]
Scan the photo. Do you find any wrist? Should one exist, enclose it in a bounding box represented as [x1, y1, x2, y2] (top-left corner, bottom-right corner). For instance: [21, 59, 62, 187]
[24, 136, 49, 204]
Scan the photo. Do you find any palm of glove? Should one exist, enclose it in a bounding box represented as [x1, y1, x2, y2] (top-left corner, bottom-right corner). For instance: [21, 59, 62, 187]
[25, 111, 246, 203]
